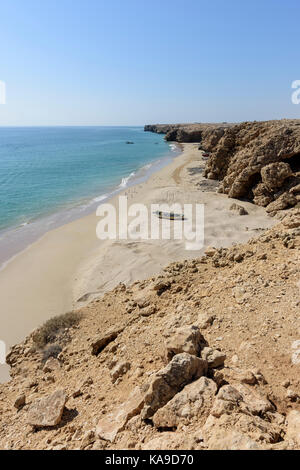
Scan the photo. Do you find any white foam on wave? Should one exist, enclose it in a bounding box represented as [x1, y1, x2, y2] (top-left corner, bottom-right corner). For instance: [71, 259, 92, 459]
[141, 162, 153, 171]
[119, 172, 136, 188]
[169, 144, 178, 152]
[92, 193, 110, 203]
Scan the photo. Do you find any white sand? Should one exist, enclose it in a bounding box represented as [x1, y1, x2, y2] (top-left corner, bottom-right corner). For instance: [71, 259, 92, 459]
[0, 144, 275, 381]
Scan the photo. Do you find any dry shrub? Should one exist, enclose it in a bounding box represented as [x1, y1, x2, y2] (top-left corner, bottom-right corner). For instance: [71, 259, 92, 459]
[42, 343, 62, 363]
[33, 311, 81, 348]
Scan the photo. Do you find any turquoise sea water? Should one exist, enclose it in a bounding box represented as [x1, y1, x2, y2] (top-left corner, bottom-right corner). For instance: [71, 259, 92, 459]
[0, 126, 178, 265]
[0, 126, 176, 231]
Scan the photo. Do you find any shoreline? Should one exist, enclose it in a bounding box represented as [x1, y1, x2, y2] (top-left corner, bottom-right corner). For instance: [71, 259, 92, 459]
[0, 143, 180, 270]
[0, 143, 275, 382]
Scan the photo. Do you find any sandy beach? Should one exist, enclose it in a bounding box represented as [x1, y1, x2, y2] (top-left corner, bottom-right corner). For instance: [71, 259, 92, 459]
[0, 143, 275, 381]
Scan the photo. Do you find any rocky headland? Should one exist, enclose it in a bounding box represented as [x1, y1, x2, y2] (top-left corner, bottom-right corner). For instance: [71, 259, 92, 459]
[0, 122, 299, 451]
[145, 120, 300, 216]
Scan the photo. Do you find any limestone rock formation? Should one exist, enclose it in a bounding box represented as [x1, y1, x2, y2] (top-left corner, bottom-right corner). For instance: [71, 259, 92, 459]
[152, 376, 217, 429]
[27, 389, 67, 427]
[142, 353, 207, 419]
[145, 120, 300, 214]
[96, 387, 144, 442]
[164, 325, 205, 362]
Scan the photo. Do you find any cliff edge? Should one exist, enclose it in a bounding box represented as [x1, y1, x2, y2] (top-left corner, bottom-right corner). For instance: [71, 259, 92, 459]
[145, 120, 300, 216]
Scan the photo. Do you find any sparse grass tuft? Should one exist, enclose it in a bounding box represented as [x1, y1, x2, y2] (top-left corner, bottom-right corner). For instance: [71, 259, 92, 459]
[33, 311, 81, 348]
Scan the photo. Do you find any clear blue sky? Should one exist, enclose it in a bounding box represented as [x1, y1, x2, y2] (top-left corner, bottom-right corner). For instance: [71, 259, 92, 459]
[0, 0, 300, 126]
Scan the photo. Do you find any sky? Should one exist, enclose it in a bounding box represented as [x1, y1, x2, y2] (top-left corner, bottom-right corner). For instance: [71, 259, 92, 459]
[0, 0, 300, 126]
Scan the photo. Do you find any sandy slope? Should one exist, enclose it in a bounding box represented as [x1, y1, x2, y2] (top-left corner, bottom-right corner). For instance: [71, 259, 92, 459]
[0, 144, 274, 382]
[0, 212, 299, 450]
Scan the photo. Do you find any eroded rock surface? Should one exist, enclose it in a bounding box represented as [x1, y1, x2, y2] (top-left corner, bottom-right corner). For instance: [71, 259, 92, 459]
[27, 389, 67, 427]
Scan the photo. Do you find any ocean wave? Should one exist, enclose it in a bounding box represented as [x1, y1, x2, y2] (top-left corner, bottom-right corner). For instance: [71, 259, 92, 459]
[169, 144, 178, 152]
[119, 172, 136, 188]
[92, 193, 110, 203]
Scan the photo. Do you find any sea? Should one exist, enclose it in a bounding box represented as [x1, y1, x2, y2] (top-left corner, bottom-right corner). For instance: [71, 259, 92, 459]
[0, 126, 179, 267]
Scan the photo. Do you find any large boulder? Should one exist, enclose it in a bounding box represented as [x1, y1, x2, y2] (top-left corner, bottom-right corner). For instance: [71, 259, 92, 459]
[253, 183, 274, 207]
[201, 347, 226, 368]
[266, 192, 297, 214]
[91, 327, 124, 355]
[142, 353, 207, 419]
[96, 387, 145, 442]
[152, 376, 217, 429]
[164, 325, 205, 362]
[261, 162, 293, 190]
[27, 389, 67, 427]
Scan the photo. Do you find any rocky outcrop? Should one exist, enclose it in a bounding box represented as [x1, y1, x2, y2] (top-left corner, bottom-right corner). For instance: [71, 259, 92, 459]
[145, 120, 300, 215]
[0, 218, 299, 450]
[164, 325, 205, 362]
[152, 376, 217, 429]
[144, 123, 231, 143]
[202, 120, 300, 214]
[142, 353, 207, 419]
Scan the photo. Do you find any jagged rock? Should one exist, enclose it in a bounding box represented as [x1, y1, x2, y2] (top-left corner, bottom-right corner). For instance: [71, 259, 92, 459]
[253, 183, 274, 206]
[91, 327, 124, 355]
[286, 410, 300, 446]
[140, 305, 156, 317]
[153, 280, 171, 294]
[197, 313, 215, 329]
[223, 368, 258, 385]
[234, 383, 274, 415]
[110, 361, 131, 383]
[282, 208, 300, 228]
[261, 162, 293, 190]
[43, 357, 61, 373]
[203, 411, 281, 446]
[152, 376, 217, 428]
[96, 387, 145, 442]
[291, 339, 300, 365]
[210, 385, 243, 418]
[205, 246, 216, 257]
[164, 325, 205, 361]
[204, 428, 262, 450]
[27, 389, 67, 427]
[201, 347, 226, 368]
[266, 192, 297, 213]
[233, 286, 249, 304]
[286, 389, 299, 401]
[14, 393, 26, 410]
[142, 353, 208, 419]
[230, 203, 248, 216]
[80, 430, 95, 450]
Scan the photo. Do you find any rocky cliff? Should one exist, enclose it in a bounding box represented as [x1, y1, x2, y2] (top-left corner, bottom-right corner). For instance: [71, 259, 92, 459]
[0, 209, 299, 450]
[145, 120, 300, 215]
